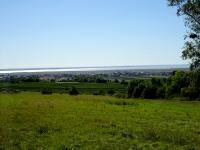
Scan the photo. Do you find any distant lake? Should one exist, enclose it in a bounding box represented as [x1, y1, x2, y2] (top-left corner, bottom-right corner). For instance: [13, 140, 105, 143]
[0, 65, 189, 74]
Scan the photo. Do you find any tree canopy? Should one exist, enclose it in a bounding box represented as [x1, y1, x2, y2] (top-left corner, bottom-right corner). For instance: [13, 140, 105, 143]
[168, 0, 200, 70]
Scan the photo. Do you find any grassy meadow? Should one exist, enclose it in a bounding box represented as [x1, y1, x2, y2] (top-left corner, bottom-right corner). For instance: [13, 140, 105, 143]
[1, 92, 200, 150]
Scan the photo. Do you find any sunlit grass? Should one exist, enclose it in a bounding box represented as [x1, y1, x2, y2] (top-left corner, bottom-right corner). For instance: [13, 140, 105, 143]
[0, 92, 200, 149]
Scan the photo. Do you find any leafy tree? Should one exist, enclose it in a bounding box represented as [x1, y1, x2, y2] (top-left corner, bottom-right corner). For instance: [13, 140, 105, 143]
[166, 71, 191, 96]
[168, 0, 200, 70]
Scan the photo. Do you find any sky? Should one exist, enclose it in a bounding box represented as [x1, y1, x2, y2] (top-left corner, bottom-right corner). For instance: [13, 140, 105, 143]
[0, 0, 187, 69]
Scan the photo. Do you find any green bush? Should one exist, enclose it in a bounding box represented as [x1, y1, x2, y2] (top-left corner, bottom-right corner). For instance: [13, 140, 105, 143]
[181, 87, 199, 100]
[113, 92, 127, 98]
[127, 79, 142, 98]
[41, 89, 53, 95]
[141, 86, 156, 99]
[156, 87, 165, 98]
[107, 89, 115, 95]
[132, 82, 146, 98]
[69, 87, 79, 95]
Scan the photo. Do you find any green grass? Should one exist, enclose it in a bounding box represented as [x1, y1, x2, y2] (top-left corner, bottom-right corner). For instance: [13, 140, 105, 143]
[1, 93, 200, 149]
[0, 82, 127, 94]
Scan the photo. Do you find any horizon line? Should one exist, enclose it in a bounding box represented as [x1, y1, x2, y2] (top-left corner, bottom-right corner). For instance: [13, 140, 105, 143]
[0, 64, 189, 71]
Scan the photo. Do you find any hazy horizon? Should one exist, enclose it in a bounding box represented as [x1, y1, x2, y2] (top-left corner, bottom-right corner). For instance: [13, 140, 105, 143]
[0, 64, 189, 70]
[0, 0, 187, 68]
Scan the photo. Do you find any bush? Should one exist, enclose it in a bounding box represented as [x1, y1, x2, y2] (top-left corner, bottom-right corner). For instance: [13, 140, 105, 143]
[107, 89, 115, 95]
[141, 86, 156, 99]
[114, 79, 119, 83]
[93, 90, 105, 95]
[41, 89, 53, 95]
[69, 87, 79, 95]
[127, 79, 142, 98]
[121, 80, 128, 85]
[156, 87, 165, 98]
[181, 87, 199, 100]
[99, 90, 105, 95]
[113, 92, 127, 98]
[132, 82, 146, 98]
[96, 78, 107, 83]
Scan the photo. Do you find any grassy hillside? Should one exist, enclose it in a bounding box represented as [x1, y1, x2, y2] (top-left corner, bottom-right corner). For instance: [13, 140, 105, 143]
[0, 93, 200, 149]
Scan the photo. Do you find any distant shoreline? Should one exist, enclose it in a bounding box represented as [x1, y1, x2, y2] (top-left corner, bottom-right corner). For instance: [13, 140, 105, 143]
[0, 64, 189, 74]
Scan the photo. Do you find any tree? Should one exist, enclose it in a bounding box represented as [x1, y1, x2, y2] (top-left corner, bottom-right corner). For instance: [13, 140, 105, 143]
[168, 0, 200, 70]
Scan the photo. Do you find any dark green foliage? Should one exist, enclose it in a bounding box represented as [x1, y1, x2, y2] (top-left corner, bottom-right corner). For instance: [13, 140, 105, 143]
[128, 79, 160, 99]
[127, 79, 142, 98]
[7, 77, 40, 83]
[107, 89, 115, 95]
[41, 89, 53, 95]
[132, 83, 145, 98]
[191, 69, 200, 88]
[98, 90, 105, 95]
[114, 79, 119, 83]
[128, 70, 200, 100]
[69, 87, 79, 95]
[113, 92, 127, 98]
[93, 90, 105, 95]
[121, 80, 128, 85]
[141, 85, 157, 99]
[156, 87, 165, 98]
[96, 78, 107, 83]
[181, 87, 200, 100]
[36, 125, 49, 134]
[169, 71, 192, 95]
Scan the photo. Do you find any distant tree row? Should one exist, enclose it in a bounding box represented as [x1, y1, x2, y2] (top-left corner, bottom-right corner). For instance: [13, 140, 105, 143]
[128, 70, 200, 100]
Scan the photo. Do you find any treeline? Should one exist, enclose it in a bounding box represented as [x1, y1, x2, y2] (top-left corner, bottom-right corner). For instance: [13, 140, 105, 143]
[128, 70, 200, 100]
[2, 77, 40, 83]
[2, 75, 128, 85]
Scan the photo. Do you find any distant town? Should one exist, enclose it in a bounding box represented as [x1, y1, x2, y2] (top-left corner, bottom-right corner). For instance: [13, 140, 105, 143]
[0, 67, 188, 83]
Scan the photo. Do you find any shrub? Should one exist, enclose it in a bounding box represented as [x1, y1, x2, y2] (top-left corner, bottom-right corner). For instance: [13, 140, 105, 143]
[165, 85, 176, 98]
[114, 92, 127, 98]
[156, 87, 165, 98]
[141, 86, 156, 99]
[93, 90, 105, 95]
[114, 79, 119, 83]
[121, 80, 128, 85]
[69, 87, 79, 95]
[98, 90, 105, 95]
[181, 87, 199, 100]
[96, 78, 107, 83]
[41, 89, 52, 95]
[127, 79, 142, 98]
[107, 89, 115, 95]
[132, 82, 146, 98]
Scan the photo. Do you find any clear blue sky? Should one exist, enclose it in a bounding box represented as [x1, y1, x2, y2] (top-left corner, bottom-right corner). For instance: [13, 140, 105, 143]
[0, 0, 187, 69]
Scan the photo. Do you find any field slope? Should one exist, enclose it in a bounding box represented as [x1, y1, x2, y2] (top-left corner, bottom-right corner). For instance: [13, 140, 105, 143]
[0, 93, 200, 150]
